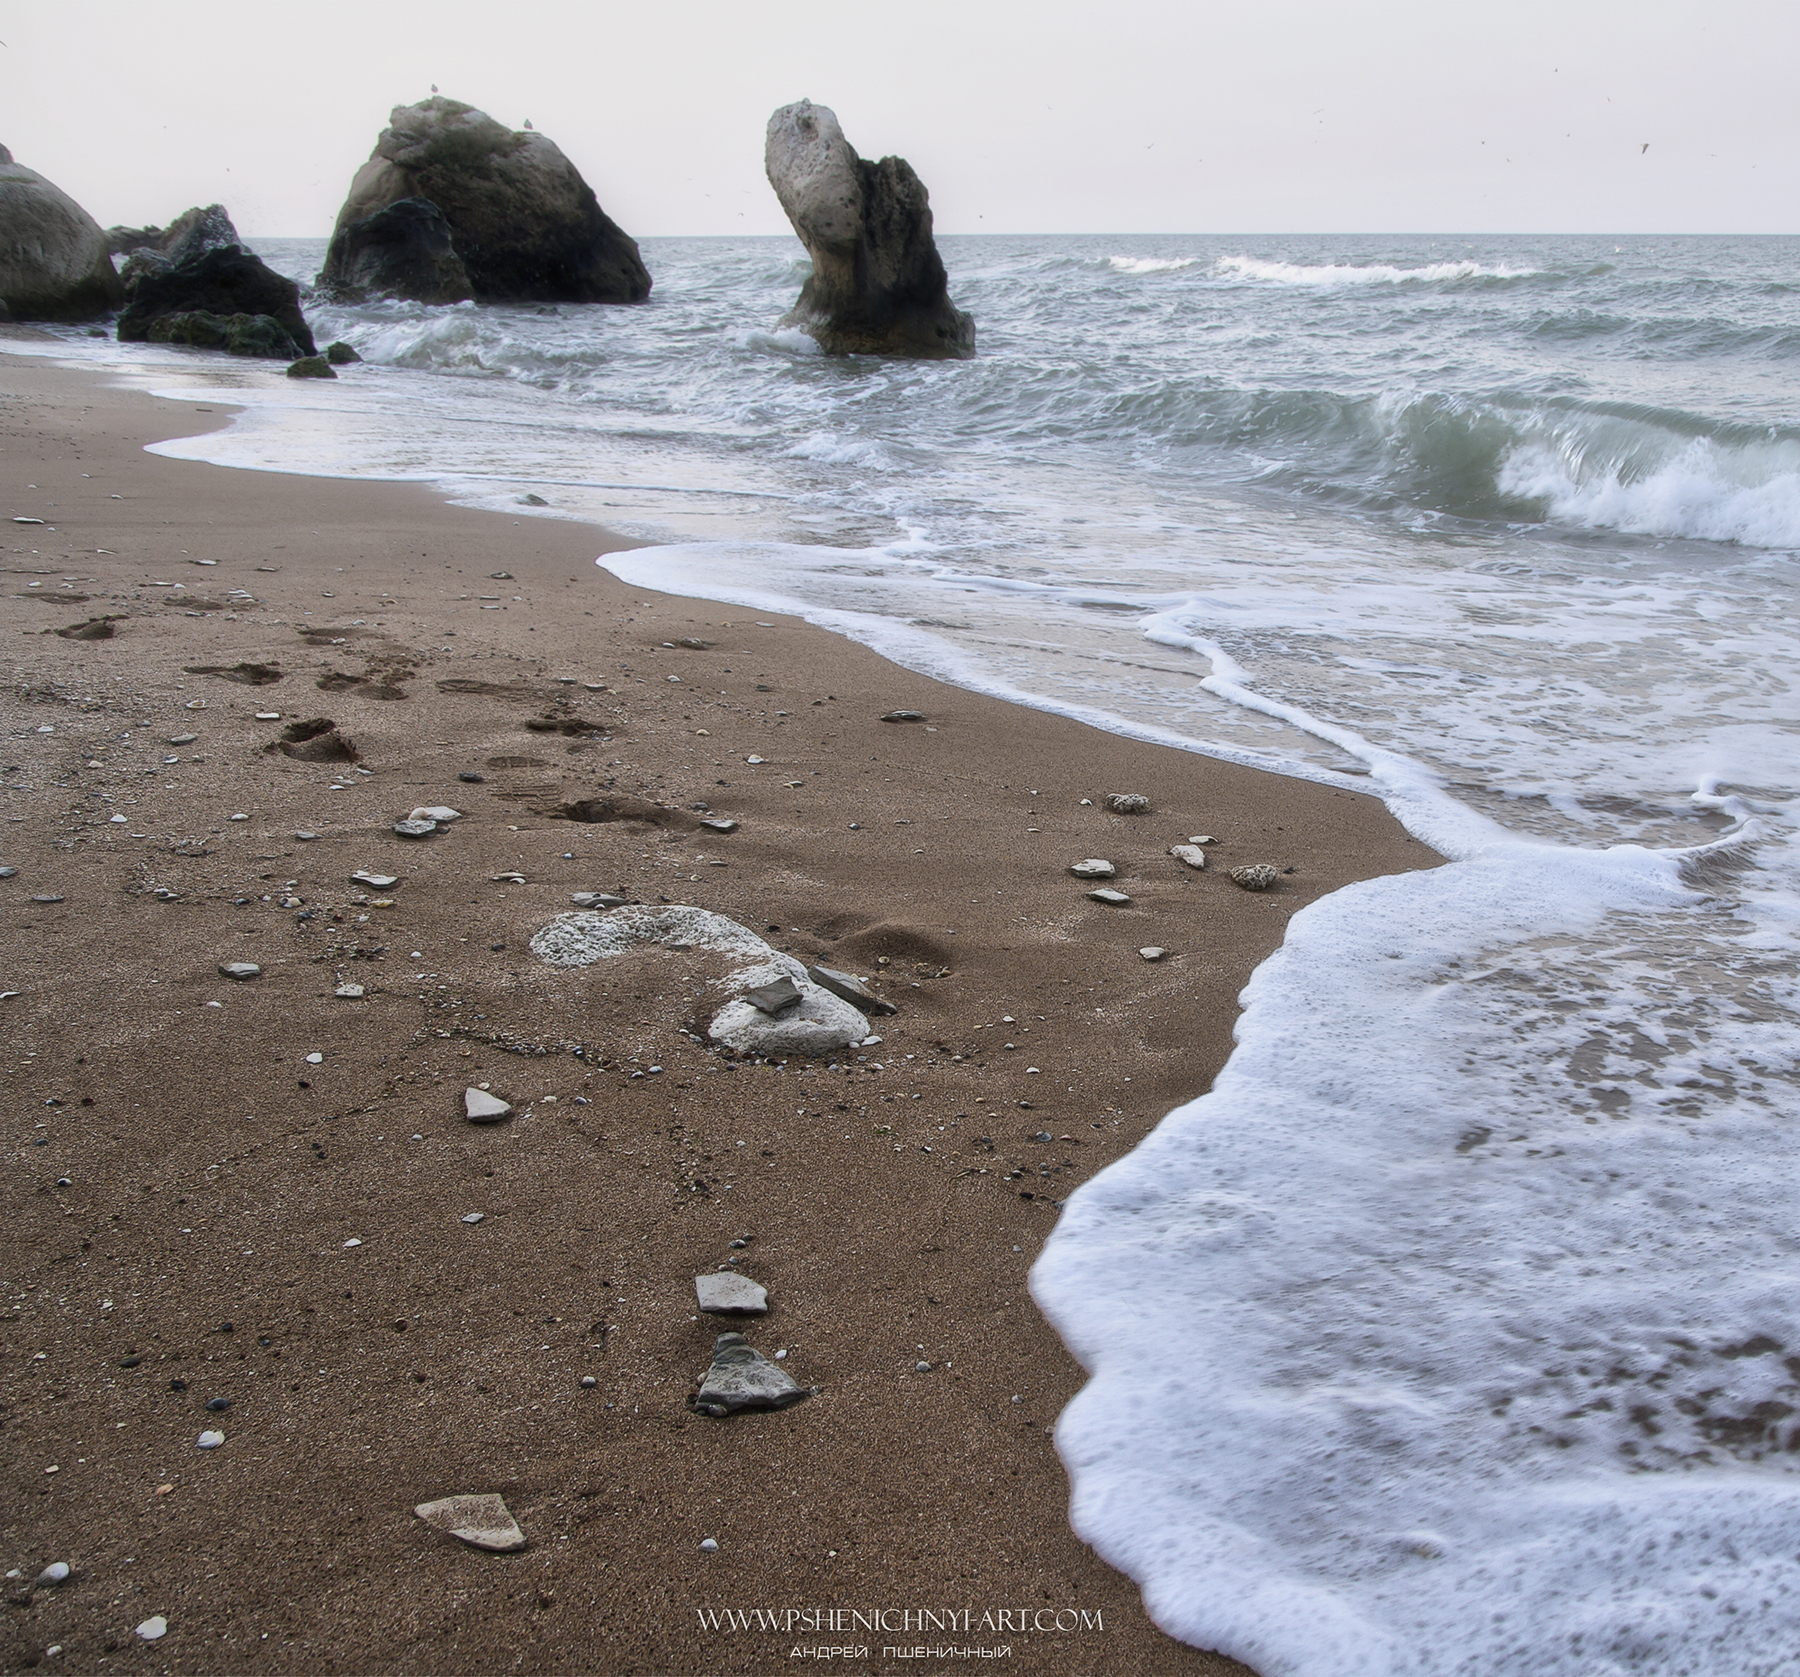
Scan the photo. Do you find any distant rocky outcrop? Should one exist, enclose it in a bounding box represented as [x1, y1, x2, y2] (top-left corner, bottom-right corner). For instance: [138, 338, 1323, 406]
[119, 239, 315, 359]
[114, 204, 243, 288]
[764, 101, 973, 359]
[106, 224, 164, 257]
[317, 195, 472, 305]
[317, 97, 649, 305]
[0, 143, 125, 321]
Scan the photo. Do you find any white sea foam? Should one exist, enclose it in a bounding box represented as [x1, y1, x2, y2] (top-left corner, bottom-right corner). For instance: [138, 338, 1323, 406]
[1109, 255, 1201, 273]
[1500, 438, 1800, 549]
[1216, 255, 1538, 286]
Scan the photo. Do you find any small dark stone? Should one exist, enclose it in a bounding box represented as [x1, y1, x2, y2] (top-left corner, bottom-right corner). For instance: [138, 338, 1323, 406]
[118, 1355, 142, 1368]
[169, 1378, 187, 1391]
[206, 1397, 231, 1411]
[744, 977, 802, 1016]
[880, 710, 926, 723]
[324, 340, 361, 364]
[458, 771, 485, 783]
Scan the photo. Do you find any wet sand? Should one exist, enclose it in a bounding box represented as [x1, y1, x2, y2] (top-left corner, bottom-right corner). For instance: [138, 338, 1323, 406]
[0, 348, 1436, 1675]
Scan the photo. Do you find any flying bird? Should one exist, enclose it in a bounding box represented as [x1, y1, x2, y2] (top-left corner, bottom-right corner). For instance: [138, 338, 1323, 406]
[1641, 142, 1649, 153]
[524, 119, 534, 130]
[430, 83, 438, 93]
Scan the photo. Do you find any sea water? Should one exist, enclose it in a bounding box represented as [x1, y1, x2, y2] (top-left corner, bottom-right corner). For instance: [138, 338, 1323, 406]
[15, 234, 1800, 1674]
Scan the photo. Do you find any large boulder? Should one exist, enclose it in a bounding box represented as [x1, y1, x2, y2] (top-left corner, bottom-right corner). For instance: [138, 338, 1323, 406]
[316, 195, 472, 305]
[318, 97, 649, 304]
[764, 101, 973, 359]
[118, 245, 315, 357]
[0, 144, 124, 322]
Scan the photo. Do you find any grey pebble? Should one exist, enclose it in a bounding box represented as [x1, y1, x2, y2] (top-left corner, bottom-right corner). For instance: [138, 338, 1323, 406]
[696, 1272, 769, 1315]
[218, 962, 261, 981]
[692, 1332, 810, 1417]
[1087, 888, 1131, 904]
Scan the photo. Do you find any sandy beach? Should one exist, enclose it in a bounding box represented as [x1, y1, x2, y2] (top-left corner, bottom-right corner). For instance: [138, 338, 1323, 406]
[1, 347, 1436, 1675]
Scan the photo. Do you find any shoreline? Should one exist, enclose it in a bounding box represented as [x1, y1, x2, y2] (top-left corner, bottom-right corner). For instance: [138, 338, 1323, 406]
[0, 347, 1435, 1675]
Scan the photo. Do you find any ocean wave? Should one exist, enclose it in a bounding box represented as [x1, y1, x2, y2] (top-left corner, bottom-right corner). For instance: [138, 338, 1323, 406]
[1215, 255, 1540, 286]
[1501, 434, 1800, 547]
[1108, 255, 1201, 274]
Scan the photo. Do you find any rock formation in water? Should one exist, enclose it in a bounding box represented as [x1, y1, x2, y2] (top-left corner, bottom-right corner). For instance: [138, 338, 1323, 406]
[0, 144, 125, 321]
[763, 100, 973, 359]
[316, 195, 472, 305]
[118, 239, 316, 359]
[317, 97, 649, 305]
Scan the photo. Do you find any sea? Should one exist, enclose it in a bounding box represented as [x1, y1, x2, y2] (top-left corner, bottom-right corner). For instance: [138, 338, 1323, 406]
[15, 233, 1800, 1675]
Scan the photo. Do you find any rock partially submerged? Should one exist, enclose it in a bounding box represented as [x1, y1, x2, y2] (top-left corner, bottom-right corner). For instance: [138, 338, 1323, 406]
[0, 144, 124, 321]
[118, 244, 316, 358]
[316, 195, 472, 305]
[692, 1332, 811, 1417]
[414, 1492, 526, 1552]
[764, 100, 972, 359]
[319, 97, 649, 305]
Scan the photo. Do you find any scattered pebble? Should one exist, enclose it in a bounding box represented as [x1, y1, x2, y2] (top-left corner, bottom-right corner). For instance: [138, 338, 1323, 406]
[464, 1088, 513, 1124]
[196, 1430, 225, 1449]
[569, 891, 628, 908]
[692, 1332, 810, 1417]
[410, 806, 463, 823]
[1139, 946, 1167, 961]
[31, 894, 65, 904]
[1087, 888, 1131, 905]
[1069, 858, 1115, 879]
[492, 872, 527, 884]
[1188, 834, 1217, 845]
[350, 871, 399, 889]
[1107, 793, 1151, 814]
[461, 1212, 485, 1225]
[206, 1397, 231, 1412]
[699, 818, 738, 833]
[35, 1562, 71, 1587]
[414, 1493, 526, 1552]
[343, 1238, 363, 1248]
[695, 1272, 769, 1315]
[1168, 844, 1208, 870]
[295, 831, 318, 842]
[699, 1537, 720, 1552]
[744, 755, 764, 765]
[229, 813, 248, 822]
[580, 1375, 597, 1388]
[0, 866, 16, 878]
[880, 710, 926, 722]
[334, 983, 365, 999]
[1229, 863, 1281, 891]
[304, 1051, 324, 1064]
[218, 962, 261, 981]
[458, 771, 486, 783]
[254, 711, 281, 721]
[393, 819, 437, 839]
[135, 1616, 167, 1642]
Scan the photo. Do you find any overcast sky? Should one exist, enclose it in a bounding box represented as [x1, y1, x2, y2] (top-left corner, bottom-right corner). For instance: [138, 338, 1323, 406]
[5, 0, 1794, 238]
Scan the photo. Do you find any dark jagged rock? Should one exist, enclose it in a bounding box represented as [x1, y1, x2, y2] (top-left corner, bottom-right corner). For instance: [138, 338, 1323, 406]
[0, 143, 125, 321]
[119, 246, 315, 356]
[144, 310, 304, 359]
[764, 101, 972, 359]
[316, 195, 472, 305]
[325, 340, 360, 364]
[114, 205, 243, 287]
[319, 98, 649, 304]
[159, 204, 241, 265]
[286, 355, 336, 379]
